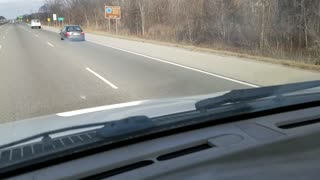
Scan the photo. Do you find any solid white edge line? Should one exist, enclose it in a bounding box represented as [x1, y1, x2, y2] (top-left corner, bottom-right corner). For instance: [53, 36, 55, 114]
[86, 67, 119, 89]
[47, 42, 54, 47]
[57, 101, 144, 117]
[87, 40, 260, 88]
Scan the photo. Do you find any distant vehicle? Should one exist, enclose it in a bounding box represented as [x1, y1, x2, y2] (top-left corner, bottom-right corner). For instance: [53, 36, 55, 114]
[31, 19, 41, 29]
[60, 25, 85, 41]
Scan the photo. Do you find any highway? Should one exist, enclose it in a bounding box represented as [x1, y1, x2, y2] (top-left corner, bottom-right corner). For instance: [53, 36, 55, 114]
[0, 23, 251, 122]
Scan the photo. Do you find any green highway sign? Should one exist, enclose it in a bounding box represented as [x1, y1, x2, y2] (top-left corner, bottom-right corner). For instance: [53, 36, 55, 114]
[58, 17, 64, 21]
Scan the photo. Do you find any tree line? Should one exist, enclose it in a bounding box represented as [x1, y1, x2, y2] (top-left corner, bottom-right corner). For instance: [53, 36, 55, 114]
[25, 0, 320, 65]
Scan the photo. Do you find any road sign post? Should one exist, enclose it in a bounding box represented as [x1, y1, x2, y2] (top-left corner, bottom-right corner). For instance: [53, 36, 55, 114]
[105, 6, 121, 19]
[108, 19, 111, 32]
[47, 18, 51, 26]
[116, 19, 118, 34]
[105, 6, 121, 33]
[53, 14, 57, 27]
[58, 17, 64, 27]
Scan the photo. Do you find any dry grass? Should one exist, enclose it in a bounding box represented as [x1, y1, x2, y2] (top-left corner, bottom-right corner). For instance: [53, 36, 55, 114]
[83, 28, 320, 72]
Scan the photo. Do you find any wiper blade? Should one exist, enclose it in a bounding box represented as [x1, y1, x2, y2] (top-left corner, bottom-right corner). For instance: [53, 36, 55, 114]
[96, 116, 154, 138]
[0, 116, 154, 150]
[196, 80, 320, 111]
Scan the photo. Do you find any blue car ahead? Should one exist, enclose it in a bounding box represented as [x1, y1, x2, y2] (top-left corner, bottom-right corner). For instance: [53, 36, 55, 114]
[60, 25, 85, 41]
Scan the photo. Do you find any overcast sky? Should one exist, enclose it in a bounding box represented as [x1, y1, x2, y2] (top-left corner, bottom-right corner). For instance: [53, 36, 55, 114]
[0, 0, 44, 19]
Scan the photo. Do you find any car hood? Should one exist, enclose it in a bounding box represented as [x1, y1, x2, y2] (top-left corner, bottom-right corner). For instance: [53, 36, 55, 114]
[0, 92, 227, 147]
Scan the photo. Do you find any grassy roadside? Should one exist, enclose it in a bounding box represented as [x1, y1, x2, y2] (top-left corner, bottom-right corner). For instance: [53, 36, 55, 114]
[83, 27, 320, 72]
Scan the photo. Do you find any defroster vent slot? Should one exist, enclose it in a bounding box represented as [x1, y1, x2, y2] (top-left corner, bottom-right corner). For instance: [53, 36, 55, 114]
[278, 118, 320, 129]
[81, 160, 154, 180]
[157, 144, 212, 161]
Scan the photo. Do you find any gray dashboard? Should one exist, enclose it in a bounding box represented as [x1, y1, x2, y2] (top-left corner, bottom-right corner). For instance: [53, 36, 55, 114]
[10, 106, 320, 180]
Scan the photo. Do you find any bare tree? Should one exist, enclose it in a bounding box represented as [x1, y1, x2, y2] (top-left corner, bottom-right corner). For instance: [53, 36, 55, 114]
[26, 0, 320, 65]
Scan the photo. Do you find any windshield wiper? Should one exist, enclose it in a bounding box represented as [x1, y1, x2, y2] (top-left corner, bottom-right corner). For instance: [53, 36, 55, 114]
[0, 116, 154, 150]
[196, 80, 320, 111]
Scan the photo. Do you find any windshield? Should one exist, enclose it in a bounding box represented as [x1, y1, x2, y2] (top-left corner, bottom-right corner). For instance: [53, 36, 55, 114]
[1, 0, 320, 172]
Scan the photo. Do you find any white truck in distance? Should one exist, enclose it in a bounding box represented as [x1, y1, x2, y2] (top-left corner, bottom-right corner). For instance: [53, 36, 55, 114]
[31, 19, 41, 29]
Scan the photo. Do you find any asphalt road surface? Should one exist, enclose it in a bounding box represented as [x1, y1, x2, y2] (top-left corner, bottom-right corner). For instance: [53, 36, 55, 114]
[0, 23, 250, 123]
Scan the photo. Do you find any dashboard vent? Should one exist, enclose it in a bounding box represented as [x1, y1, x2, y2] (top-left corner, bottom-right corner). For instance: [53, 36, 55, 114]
[157, 144, 212, 161]
[81, 160, 154, 180]
[0, 131, 98, 166]
[278, 118, 320, 129]
[82, 144, 213, 179]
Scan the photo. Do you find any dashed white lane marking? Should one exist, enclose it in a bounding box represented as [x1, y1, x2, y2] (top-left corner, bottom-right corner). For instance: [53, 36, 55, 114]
[80, 96, 86, 100]
[87, 40, 260, 88]
[35, 34, 39, 38]
[47, 42, 54, 47]
[2, 36, 5, 39]
[0, 45, 2, 50]
[86, 67, 119, 89]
